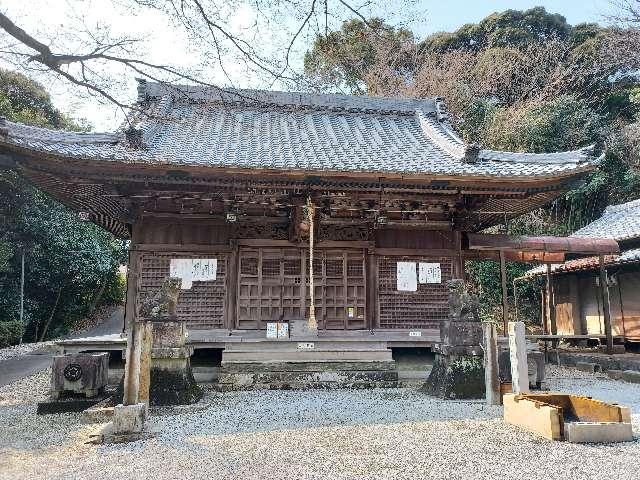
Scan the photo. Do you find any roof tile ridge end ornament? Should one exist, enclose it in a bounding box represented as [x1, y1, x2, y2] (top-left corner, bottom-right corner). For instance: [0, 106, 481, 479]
[415, 101, 468, 161]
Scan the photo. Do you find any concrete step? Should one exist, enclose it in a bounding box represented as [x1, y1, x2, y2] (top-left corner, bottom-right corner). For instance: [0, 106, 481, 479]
[222, 360, 395, 373]
[222, 349, 393, 363]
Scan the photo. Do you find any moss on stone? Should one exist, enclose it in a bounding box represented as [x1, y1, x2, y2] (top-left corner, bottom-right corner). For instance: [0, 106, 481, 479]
[422, 353, 485, 399]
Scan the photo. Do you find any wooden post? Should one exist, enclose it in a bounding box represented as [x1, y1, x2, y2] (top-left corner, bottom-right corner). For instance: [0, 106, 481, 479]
[500, 250, 508, 334]
[483, 322, 500, 405]
[508, 321, 530, 394]
[226, 240, 239, 330]
[137, 322, 153, 406]
[546, 264, 557, 336]
[365, 248, 378, 331]
[19, 249, 25, 344]
[123, 249, 142, 406]
[598, 255, 614, 354]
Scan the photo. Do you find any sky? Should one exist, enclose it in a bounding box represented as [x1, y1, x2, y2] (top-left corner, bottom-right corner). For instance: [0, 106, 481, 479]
[0, 0, 618, 130]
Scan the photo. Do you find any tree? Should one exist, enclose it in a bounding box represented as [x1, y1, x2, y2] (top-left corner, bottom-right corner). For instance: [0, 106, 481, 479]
[303, 17, 416, 94]
[0, 69, 126, 345]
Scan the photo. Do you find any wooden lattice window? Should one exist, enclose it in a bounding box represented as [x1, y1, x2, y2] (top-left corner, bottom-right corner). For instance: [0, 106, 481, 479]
[138, 252, 227, 329]
[377, 255, 452, 329]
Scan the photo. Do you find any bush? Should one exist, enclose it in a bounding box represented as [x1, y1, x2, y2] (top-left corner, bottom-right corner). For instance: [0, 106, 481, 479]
[103, 270, 127, 306]
[0, 320, 25, 348]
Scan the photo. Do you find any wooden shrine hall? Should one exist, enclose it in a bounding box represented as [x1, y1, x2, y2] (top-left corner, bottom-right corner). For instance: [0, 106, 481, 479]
[0, 81, 617, 389]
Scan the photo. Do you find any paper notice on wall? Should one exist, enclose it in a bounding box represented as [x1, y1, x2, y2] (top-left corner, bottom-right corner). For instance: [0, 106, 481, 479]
[419, 262, 442, 284]
[396, 262, 417, 292]
[266, 322, 278, 338]
[169, 258, 217, 289]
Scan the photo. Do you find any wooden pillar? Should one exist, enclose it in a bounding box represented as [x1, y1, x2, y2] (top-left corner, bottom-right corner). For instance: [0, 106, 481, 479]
[598, 255, 614, 354]
[123, 248, 142, 406]
[483, 322, 500, 405]
[366, 247, 378, 331]
[499, 250, 508, 334]
[453, 230, 465, 281]
[225, 240, 239, 330]
[546, 264, 557, 336]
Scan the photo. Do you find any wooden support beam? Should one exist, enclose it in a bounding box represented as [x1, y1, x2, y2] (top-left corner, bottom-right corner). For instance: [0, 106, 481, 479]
[599, 255, 614, 354]
[366, 248, 378, 331]
[226, 240, 239, 330]
[546, 264, 557, 336]
[500, 250, 508, 333]
[123, 249, 142, 406]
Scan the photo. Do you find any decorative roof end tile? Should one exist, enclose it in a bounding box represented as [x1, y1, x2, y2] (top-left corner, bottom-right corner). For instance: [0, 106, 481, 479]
[126, 127, 145, 150]
[463, 143, 481, 164]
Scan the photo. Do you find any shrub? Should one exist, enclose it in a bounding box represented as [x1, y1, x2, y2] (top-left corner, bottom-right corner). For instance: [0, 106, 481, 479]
[0, 320, 25, 348]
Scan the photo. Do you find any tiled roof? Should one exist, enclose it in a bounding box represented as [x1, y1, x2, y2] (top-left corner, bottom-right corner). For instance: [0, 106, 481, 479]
[525, 248, 640, 277]
[0, 81, 602, 178]
[572, 199, 640, 242]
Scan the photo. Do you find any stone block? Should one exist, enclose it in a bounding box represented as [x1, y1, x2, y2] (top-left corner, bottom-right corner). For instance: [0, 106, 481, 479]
[422, 353, 485, 399]
[565, 422, 633, 443]
[607, 369, 624, 380]
[51, 352, 109, 399]
[576, 362, 601, 374]
[112, 403, 146, 434]
[150, 320, 186, 348]
[622, 370, 640, 383]
[440, 320, 483, 346]
[597, 344, 626, 354]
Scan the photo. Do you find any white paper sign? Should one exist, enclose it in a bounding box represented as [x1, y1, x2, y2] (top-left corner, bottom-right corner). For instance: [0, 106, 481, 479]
[170, 258, 217, 289]
[266, 322, 278, 338]
[277, 322, 289, 338]
[419, 262, 442, 284]
[397, 262, 417, 292]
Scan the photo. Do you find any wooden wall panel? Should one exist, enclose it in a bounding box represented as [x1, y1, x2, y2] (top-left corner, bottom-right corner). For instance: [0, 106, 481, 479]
[377, 255, 452, 329]
[618, 272, 640, 341]
[375, 229, 454, 250]
[134, 217, 230, 245]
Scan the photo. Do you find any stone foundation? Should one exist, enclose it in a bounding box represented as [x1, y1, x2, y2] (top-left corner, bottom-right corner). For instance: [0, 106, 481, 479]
[422, 353, 485, 399]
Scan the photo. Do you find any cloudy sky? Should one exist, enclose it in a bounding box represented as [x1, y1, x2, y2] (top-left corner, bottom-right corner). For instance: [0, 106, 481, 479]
[1, 0, 616, 131]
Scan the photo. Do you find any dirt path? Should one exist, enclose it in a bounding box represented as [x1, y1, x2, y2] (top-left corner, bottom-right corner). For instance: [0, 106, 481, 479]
[0, 306, 123, 387]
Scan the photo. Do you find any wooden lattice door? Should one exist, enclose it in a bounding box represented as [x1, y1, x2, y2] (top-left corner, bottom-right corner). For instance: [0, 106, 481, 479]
[237, 248, 305, 329]
[307, 250, 366, 330]
[236, 247, 366, 330]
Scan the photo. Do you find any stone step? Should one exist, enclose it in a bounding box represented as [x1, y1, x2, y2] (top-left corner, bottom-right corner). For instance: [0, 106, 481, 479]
[222, 360, 396, 373]
[223, 340, 388, 352]
[218, 366, 398, 391]
[222, 349, 393, 363]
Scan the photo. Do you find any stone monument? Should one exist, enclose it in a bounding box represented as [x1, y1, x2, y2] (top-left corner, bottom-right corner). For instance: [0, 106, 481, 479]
[423, 279, 485, 399]
[140, 277, 202, 406]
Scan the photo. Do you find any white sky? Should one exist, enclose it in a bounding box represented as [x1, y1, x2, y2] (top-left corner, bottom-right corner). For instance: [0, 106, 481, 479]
[0, 0, 615, 131]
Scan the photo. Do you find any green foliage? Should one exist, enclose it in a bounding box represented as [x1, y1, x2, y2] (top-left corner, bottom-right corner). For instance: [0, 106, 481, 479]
[304, 18, 415, 94]
[0, 69, 125, 345]
[422, 7, 570, 53]
[0, 320, 24, 348]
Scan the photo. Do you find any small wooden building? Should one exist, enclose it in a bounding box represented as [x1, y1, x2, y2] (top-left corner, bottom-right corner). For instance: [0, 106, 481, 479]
[0, 81, 602, 351]
[526, 200, 640, 342]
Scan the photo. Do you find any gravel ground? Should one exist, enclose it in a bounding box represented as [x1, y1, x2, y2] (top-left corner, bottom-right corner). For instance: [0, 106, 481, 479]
[0, 342, 53, 362]
[0, 365, 638, 480]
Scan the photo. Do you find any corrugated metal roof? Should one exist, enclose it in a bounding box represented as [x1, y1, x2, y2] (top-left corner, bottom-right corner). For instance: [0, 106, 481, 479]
[0, 81, 601, 178]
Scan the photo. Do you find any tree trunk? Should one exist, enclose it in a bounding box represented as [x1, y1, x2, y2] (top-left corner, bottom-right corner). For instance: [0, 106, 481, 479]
[39, 286, 62, 342]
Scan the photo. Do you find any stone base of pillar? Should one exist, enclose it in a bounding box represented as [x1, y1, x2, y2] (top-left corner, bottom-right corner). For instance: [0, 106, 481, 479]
[422, 351, 485, 399]
[149, 348, 202, 406]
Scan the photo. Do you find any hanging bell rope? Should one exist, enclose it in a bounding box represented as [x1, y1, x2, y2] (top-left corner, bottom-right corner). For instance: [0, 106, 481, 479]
[307, 195, 317, 331]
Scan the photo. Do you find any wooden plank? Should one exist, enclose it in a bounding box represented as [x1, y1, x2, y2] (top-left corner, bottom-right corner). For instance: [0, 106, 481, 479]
[366, 249, 378, 331]
[135, 243, 232, 252]
[373, 248, 455, 257]
[503, 394, 563, 441]
[546, 264, 557, 335]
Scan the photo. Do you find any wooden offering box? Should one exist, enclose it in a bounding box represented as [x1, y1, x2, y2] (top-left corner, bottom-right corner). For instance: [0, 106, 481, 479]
[504, 393, 633, 443]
